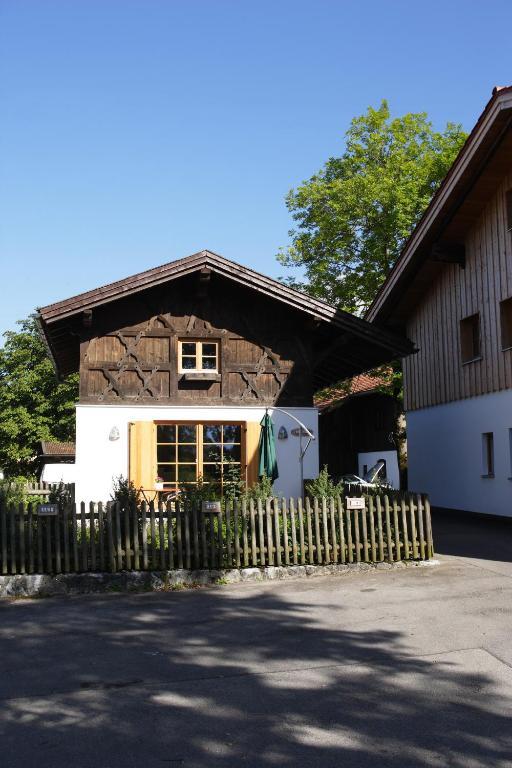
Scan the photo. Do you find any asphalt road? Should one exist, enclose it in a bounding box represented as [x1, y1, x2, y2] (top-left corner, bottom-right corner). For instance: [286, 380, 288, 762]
[1, 510, 511, 768]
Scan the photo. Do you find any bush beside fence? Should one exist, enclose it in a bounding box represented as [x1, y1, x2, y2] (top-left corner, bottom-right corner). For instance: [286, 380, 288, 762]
[0, 493, 433, 577]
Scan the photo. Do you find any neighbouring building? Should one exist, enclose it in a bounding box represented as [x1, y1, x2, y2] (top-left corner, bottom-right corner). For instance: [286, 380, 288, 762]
[37, 250, 411, 503]
[37, 441, 76, 484]
[367, 86, 512, 517]
[316, 373, 402, 489]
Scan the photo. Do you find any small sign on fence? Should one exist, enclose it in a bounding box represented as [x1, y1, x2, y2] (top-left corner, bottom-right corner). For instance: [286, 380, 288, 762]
[346, 497, 365, 510]
[37, 503, 59, 516]
[202, 500, 221, 513]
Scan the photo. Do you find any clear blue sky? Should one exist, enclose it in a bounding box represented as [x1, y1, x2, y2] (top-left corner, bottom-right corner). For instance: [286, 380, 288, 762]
[1, 0, 511, 336]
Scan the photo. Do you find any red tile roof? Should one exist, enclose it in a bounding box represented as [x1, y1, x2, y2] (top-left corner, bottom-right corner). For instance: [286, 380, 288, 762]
[39, 441, 76, 457]
[315, 373, 387, 411]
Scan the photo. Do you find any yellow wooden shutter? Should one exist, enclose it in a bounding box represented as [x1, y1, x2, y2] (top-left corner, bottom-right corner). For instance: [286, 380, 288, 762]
[129, 421, 156, 491]
[245, 420, 261, 488]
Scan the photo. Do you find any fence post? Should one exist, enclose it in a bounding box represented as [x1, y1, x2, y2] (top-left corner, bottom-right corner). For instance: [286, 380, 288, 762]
[305, 497, 314, 565]
[321, 498, 330, 565]
[158, 501, 166, 570]
[0, 502, 6, 575]
[273, 498, 281, 567]
[106, 503, 115, 573]
[131, 501, 139, 571]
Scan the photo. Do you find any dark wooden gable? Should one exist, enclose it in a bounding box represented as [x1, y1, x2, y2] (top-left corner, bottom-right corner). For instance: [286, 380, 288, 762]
[38, 250, 414, 401]
[79, 271, 316, 406]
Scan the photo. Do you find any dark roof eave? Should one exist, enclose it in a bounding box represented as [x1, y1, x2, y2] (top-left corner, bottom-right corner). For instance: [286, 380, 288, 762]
[38, 250, 414, 377]
[366, 85, 512, 325]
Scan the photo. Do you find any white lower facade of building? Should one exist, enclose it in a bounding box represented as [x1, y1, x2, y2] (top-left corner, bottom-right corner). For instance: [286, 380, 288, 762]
[407, 389, 512, 517]
[75, 404, 319, 505]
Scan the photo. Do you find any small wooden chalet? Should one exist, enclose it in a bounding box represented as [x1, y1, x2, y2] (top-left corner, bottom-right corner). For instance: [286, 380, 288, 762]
[38, 250, 412, 502]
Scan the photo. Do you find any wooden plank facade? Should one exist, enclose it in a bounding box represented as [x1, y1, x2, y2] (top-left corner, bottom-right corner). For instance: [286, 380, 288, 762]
[77, 273, 313, 407]
[403, 170, 512, 411]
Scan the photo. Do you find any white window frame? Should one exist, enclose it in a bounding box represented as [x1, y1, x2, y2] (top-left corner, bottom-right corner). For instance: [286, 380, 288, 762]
[178, 339, 219, 374]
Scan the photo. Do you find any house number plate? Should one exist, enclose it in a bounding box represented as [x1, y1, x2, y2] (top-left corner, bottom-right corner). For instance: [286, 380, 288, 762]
[37, 503, 59, 516]
[346, 497, 365, 510]
[202, 501, 221, 513]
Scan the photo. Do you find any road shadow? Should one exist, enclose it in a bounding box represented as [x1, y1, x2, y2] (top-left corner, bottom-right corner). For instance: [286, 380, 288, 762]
[432, 506, 512, 563]
[0, 584, 511, 767]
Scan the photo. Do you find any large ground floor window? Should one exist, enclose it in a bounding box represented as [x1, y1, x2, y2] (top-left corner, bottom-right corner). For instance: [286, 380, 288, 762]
[156, 422, 244, 494]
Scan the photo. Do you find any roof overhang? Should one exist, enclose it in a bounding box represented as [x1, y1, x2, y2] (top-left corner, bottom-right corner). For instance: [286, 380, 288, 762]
[367, 86, 512, 328]
[38, 250, 415, 387]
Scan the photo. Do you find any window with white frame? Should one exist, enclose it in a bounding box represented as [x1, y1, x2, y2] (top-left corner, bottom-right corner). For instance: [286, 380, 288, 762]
[178, 339, 219, 373]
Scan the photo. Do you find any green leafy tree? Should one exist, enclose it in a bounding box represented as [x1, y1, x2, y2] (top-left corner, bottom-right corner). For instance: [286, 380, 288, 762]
[0, 317, 78, 475]
[278, 100, 467, 313]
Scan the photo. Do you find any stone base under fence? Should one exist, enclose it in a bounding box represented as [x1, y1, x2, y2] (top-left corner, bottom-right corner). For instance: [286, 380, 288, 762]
[0, 560, 439, 598]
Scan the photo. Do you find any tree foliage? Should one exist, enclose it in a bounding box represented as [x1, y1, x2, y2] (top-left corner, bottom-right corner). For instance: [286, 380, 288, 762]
[278, 100, 467, 313]
[0, 317, 78, 475]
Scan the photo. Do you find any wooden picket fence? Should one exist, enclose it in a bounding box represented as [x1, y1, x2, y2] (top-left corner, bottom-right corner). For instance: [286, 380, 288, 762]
[0, 493, 433, 577]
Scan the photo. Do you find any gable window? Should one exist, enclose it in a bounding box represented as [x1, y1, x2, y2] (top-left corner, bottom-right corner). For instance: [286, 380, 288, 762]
[460, 313, 481, 363]
[156, 422, 243, 494]
[500, 297, 512, 350]
[481, 432, 494, 478]
[179, 340, 219, 373]
[506, 190, 512, 232]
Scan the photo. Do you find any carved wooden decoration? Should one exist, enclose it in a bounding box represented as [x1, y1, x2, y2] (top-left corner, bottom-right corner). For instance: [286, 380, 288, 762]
[79, 293, 310, 406]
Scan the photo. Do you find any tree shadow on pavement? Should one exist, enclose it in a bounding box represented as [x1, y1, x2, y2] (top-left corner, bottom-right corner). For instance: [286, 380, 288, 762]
[0, 583, 511, 768]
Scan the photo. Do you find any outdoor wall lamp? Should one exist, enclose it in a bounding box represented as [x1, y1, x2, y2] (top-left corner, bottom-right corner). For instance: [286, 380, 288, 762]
[109, 426, 120, 442]
[278, 426, 288, 440]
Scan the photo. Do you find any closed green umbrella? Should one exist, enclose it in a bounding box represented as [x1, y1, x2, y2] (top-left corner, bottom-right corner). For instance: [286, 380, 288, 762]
[258, 411, 279, 481]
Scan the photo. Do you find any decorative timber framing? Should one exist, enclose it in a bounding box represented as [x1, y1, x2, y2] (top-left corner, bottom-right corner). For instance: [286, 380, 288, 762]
[38, 250, 414, 406]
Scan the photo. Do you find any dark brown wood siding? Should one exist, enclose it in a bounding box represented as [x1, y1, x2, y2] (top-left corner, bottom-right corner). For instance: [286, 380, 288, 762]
[403, 171, 512, 411]
[78, 273, 315, 407]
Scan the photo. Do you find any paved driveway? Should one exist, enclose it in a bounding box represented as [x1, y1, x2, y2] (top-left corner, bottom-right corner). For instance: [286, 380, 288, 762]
[0, 511, 511, 768]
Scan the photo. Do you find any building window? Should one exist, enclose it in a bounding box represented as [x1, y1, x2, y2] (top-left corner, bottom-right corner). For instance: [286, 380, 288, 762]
[156, 422, 243, 494]
[481, 432, 494, 478]
[179, 339, 219, 373]
[506, 190, 512, 232]
[500, 297, 512, 350]
[460, 313, 481, 363]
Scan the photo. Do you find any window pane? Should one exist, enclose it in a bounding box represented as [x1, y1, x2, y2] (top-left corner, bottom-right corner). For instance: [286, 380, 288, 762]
[181, 356, 197, 370]
[203, 425, 222, 443]
[203, 444, 222, 462]
[182, 342, 196, 355]
[158, 465, 176, 483]
[202, 464, 220, 482]
[178, 465, 197, 482]
[202, 343, 217, 357]
[178, 425, 196, 443]
[223, 443, 241, 462]
[223, 425, 241, 443]
[157, 425, 175, 443]
[201, 357, 217, 370]
[157, 444, 176, 463]
[178, 444, 197, 462]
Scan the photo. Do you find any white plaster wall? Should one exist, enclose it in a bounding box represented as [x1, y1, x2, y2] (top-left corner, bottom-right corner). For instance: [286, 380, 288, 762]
[41, 463, 76, 484]
[75, 405, 319, 503]
[357, 450, 400, 489]
[407, 390, 512, 516]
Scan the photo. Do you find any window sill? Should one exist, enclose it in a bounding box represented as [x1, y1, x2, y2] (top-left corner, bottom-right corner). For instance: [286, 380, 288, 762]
[462, 356, 482, 366]
[180, 372, 221, 382]
[481, 473, 495, 479]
